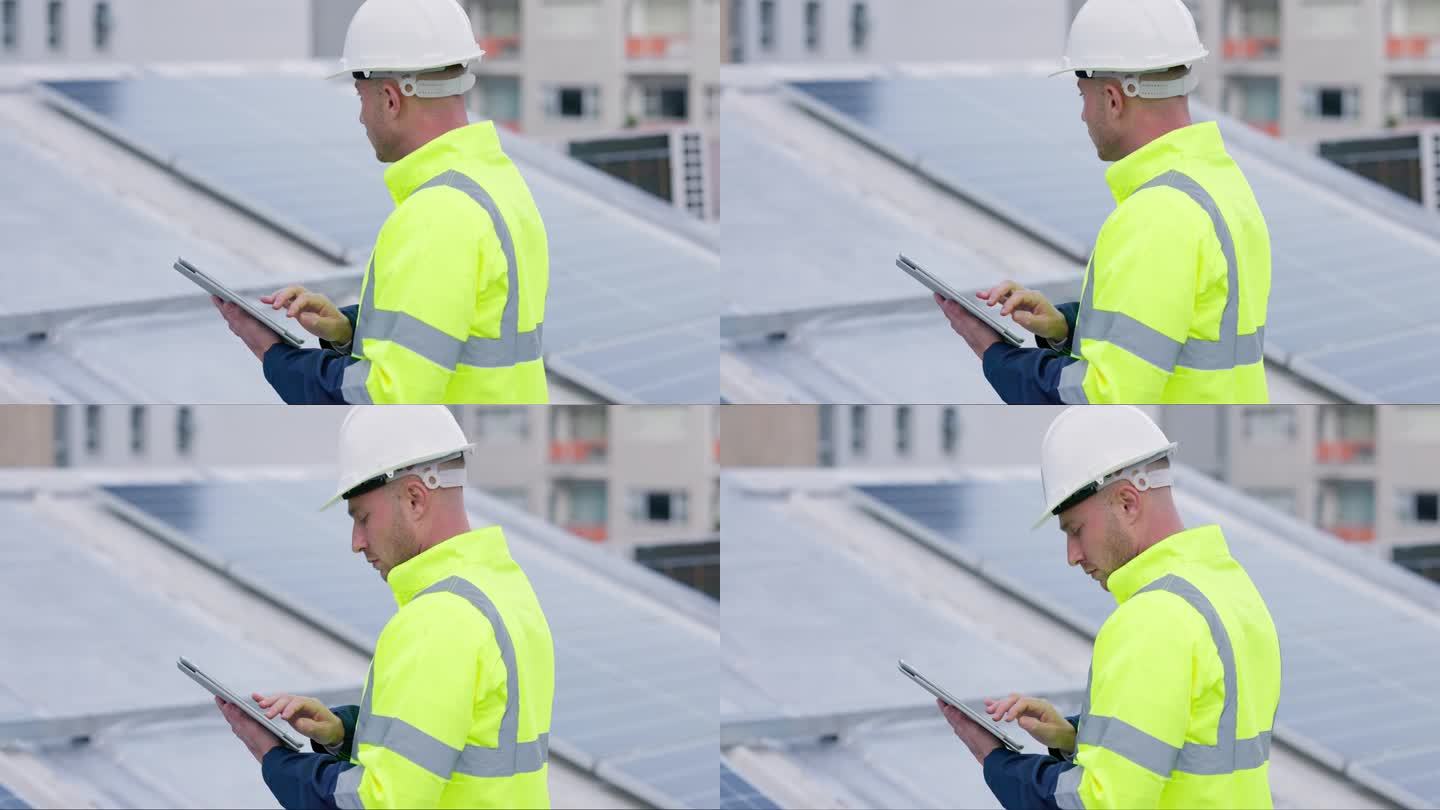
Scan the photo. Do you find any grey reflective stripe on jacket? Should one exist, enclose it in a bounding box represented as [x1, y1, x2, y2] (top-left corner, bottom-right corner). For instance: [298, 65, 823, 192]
[1060, 171, 1264, 405]
[333, 575, 548, 809]
[341, 170, 544, 404]
[1054, 575, 1276, 809]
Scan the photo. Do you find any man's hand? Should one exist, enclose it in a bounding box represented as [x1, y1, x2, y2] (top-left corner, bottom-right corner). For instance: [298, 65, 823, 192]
[215, 696, 282, 763]
[978, 281, 1068, 342]
[263, 286, 352, 345]
[935, 293, 1002, 358]
[985, 693, 1076, 753]
[213, 296, 281, 361]
[254, 691, 344, 748]
[937, 698, 1003, 764]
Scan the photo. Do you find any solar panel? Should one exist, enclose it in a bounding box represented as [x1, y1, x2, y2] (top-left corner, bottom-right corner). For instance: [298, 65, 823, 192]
[0, 497, 342, 720]
[722, 104, 995, 317]
[788, 76, 1440, 402]
[721, 480, 1070, 721]
[720, 761, 781, 810]
[853, 477, 1440, 809]
[104, 479, 718, 809]
[0, 126, 272, 318]
[0, 784, 30, 810]
[45, 77, 719, 403]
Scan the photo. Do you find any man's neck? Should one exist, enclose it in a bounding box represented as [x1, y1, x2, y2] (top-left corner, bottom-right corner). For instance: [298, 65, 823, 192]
[392, 112, 471, 162]
[1114, 107, 1193, 162]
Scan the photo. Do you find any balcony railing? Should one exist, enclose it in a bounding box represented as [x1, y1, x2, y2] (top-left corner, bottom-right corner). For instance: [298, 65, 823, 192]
[627, 34, 690, 59]
[1387, 34, 1440, 59]
[1223, 36, 1281, 59]
[1327, 525, 1376, 542]
[567, 523, 608, 542]
[1316, 439, 1376, 463]
[1245, 119, 1280, 136]
[549, 439, 608, 463]
[479, 35, 521, 59]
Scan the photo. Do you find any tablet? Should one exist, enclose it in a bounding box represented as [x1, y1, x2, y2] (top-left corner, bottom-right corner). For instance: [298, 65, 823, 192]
[898, 658, 1025, 752]
[174, 257, 307, 348]
[178, 656, 306, 752]
[896, 254, 1027, 348]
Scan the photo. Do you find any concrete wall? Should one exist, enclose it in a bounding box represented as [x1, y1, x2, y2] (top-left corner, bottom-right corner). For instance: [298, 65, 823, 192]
[0, 405, 54, 466]
[730, 0, 1066, 64]
[718, 404, 819, 466]
[0, 0, 313, 63]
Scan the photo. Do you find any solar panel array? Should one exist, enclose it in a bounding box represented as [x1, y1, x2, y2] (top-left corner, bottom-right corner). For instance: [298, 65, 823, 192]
[0, 126, 271, 318]
[0, 496, 350, 809]
[789, 76, 1440, 402]
[854, 478, 1440, 809]
[46, 78, 719, 403]
[722, 104, 994, 317]
[720, 761, 781, 810]
[0, 784, 29, 810]
[105, 479, 717, 810]
[720, 480, 1070, 721]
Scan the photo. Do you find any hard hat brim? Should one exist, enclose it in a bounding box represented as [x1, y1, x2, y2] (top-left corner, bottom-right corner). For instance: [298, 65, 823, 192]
[320, 442, 476, 511]
[1032, 442, 1178, 530]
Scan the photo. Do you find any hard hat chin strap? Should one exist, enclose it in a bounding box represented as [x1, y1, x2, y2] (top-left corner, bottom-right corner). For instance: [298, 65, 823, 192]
[1084, 70, 1198, 99]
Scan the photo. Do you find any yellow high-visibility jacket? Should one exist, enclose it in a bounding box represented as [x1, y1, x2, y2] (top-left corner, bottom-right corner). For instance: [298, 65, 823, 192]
[1058, 122, 1271, 403]
[341, 122, 550, 404]
[1055, 525, 1282, 808]
[333, 526, 555, 809]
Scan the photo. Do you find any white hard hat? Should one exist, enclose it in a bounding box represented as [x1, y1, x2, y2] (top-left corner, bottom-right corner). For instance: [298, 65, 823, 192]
[1034, 406, 1177, 529]
[322, 405, 474, 510]
[1053, 0, 1208, 99]
[329, 0, 484, 98]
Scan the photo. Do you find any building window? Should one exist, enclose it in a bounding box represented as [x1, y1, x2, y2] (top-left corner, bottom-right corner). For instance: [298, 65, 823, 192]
[804, 0, 821, 51]
[629, 489, 689, 523]
[545, 85, 600, 120]
[1242, 407, 1296, 443]
[53, 405, 70, 467]
[641, 84, 688, 119]
[47, 0, 63, 51]
[941, 407, 959, 455]
[129, 405, 146, 456]
[729, 0, 745, 61]
[93, 0, 110, 51]
[850, 405, 867, 456]
[1303, 85, 1360, 119]
[850, 1, 868, 51]
[1397, 490, 1440, 523]
[176, 406, 194, 457]
[1402, 85, 1440, 120]
[895, 406, 911, 457]
[818, 405, 835, 466]
[1227, 76, 1280, 124]
[2, 1, 18, 51]
[84, 404, 102, 455]
[759, 0, 775, 51]
[489, 487, 531, 512]
[474, 407, 530, 440]
[1246, 488, 1297, 516]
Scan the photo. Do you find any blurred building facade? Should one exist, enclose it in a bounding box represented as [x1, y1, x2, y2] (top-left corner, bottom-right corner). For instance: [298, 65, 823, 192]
[1160, 405, 1440, 580]
[19, 405, 719, 560]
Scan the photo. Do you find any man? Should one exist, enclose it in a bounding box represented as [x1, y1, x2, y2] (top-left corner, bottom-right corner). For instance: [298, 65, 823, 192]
[216, 0, 550, 404]
[938, 406, 1282, 809]
[215, 405, 555, 809]
[938, 0, 1271, 405]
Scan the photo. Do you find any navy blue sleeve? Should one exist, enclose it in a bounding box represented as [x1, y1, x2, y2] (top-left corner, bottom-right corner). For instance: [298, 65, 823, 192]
[981, 343, 1078, 404]
[320, 305, 360, 353]
[1036, 302, 1080, 353]
[309, 704, 359, 761]
[261, 747, 353, 810]
[982, 747, 1076, 810]
[262, 344, 356, 405]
